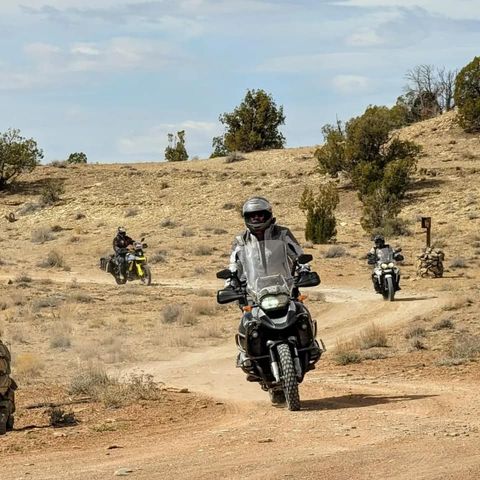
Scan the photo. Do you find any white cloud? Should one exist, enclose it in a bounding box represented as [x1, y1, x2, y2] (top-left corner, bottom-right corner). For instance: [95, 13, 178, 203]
[258, 52, 382, 73]
[346, 28, 384, 46]
[332, 0, 480, 21]
[332, 74, 370, 94]
[0, 37, 182, 90]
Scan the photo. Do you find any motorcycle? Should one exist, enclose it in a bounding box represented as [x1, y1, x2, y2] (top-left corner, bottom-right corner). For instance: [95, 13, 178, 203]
[368, 247, 403, 301]
[100, 238, 151, 286]
[216, 240, 324, 411]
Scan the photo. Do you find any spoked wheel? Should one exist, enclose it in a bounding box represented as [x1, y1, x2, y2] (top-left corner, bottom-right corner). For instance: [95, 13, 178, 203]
[139, 264, 152, 286]
[277, 343, 300, 411]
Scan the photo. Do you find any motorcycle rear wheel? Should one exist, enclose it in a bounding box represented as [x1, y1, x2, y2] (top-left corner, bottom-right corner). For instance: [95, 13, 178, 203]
[139, 265, 152, 286]
[277, 343, 300, 411]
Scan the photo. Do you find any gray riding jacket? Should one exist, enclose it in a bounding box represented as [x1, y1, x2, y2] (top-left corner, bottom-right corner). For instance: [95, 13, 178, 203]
[228, 224, 306, 284]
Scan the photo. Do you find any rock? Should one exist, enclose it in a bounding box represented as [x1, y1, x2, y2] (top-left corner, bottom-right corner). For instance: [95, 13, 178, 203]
[258, 438, 273, 443]
[114, 468, 134, 476]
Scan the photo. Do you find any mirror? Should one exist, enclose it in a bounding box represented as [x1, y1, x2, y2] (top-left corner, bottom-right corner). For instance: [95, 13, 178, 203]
[296, 271, 320, 288]
[217, 289, 244, 304]
[297, 253, 313, 264]
[216, 269, 233, 280]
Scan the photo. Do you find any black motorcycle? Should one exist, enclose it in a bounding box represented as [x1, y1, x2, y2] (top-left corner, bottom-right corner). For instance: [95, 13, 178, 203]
[216, 240, 324, 411]
[368, 247, 403, 301]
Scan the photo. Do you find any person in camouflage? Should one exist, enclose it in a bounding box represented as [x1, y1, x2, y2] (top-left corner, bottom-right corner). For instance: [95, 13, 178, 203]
[0, 340, 16, 434]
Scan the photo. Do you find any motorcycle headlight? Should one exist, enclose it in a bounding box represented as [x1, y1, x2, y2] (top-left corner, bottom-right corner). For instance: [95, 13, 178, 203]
[381, 263, 388, 269]
[388, 262, 394, 268]
[260, 294, 289, 311]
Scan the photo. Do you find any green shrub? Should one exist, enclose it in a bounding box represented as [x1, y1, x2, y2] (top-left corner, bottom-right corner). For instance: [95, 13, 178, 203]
[299, 183, 339, 244]
[315, 122, 346, 176]
[165, 130, 188, 162]
[212, 89, 285, 154]
[0, 128, 43, 190]
[67, 152, 87, 164]
[40, 178, 65, 205]
[360, 188, 402, 234]
[454, 56, 480, 132]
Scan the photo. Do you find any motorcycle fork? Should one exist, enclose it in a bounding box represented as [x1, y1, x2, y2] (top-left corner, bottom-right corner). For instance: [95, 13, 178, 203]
[136, 261, 144, 276]
[267, 339, 303, 383]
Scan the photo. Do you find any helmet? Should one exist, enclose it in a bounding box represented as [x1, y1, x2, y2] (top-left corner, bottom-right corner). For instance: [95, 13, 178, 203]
[373, 234, 385, 247]
[118, 226, 126, 235]
[242, 197, 274, 233]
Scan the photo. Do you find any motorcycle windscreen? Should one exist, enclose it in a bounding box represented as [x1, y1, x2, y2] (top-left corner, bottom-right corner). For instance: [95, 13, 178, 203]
[239, 239, 294, 297]
[376, 247, 395, 263]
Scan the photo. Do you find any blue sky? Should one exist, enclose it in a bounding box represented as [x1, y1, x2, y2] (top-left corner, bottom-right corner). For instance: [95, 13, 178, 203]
[1, 0, 479, 163]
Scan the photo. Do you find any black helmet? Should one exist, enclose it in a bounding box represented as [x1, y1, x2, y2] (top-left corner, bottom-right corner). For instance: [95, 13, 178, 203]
[373, 234, 385, 247]
[118, 226, 126, 236]
[242, 197, 274, 233]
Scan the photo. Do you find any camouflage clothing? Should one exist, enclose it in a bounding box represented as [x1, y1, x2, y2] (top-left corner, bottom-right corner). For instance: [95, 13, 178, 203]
[0, 340, 16, 434]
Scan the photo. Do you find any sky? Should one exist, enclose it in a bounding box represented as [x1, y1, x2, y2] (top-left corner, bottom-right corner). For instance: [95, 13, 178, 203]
[0, 0, 479, 163]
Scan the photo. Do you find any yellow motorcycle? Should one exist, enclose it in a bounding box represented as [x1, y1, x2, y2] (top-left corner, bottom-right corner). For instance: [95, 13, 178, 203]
[101, 238, 152, 286]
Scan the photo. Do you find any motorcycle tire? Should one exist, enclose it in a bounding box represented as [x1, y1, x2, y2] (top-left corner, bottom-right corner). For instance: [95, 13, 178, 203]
[386, 276, 395, 302]
[277, 343, 300, 411]
[139, 264, 152, 286]
[114, 275, 127, 285]
[6, 415, 14, 431]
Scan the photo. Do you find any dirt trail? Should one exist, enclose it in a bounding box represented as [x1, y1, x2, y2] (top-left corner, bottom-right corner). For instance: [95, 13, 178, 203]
[2, 275, 478, 480]
[124, 285, 444, 402]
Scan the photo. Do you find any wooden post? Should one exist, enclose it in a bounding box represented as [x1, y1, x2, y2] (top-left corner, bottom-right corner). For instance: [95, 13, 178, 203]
[421, 217, 431, 247]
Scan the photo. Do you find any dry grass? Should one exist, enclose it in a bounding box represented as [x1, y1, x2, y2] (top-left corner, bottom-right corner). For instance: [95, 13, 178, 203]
[332, 339, 362, 365]
[358, 323, 388, 349]
[149, 250, 167, 264]
[14, 353, 45, 378]
[405, 326, 427, 339]
[191, 299, 217, 316]
[432, 318, 455, 330]
[197, 320, 225, 339]
[9, 292, 26, 307]
[193, 245, 214, 256]
[325, 246, 347, 258]
[49, 320, 73, 350]
[31, 227, 54, 244]
[37, 249, 69, 269]
[161, 304, 183, 324]
[15, 272, 32, 284]
[448, 333, 480, 360]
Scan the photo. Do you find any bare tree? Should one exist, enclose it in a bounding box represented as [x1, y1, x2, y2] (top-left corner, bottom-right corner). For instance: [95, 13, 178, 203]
[438, 67, 457, 111]
[403, 64, 457, 120]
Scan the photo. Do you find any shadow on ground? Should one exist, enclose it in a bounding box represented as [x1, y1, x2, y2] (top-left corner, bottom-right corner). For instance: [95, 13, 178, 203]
[301, 393, 437, 411]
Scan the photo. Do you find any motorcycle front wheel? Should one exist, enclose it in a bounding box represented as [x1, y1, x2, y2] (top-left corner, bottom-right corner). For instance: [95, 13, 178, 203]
[385, 276, 395, 301]
[114, 275, 127, 285]
[139, 264, 152, 286]
[277, 343, 300, 411]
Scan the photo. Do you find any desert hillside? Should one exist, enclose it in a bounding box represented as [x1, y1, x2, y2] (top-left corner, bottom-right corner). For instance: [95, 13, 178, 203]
[0, 111, 479, 480]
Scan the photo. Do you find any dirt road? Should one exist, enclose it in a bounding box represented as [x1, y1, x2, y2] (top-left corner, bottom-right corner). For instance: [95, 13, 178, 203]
[2, 280, 478, 480]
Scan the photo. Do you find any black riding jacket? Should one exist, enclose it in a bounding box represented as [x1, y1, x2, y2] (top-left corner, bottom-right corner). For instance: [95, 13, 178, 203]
[113, 234, 134, 254]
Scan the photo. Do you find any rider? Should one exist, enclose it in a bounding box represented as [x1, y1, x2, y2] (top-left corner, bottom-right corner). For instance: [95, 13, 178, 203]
[0, 340, 17, 435]
[226, 197, 314, 361]
[226, 196, 312, 291]
[113, 227, 134, 279]
[367, 234, 403, 292]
